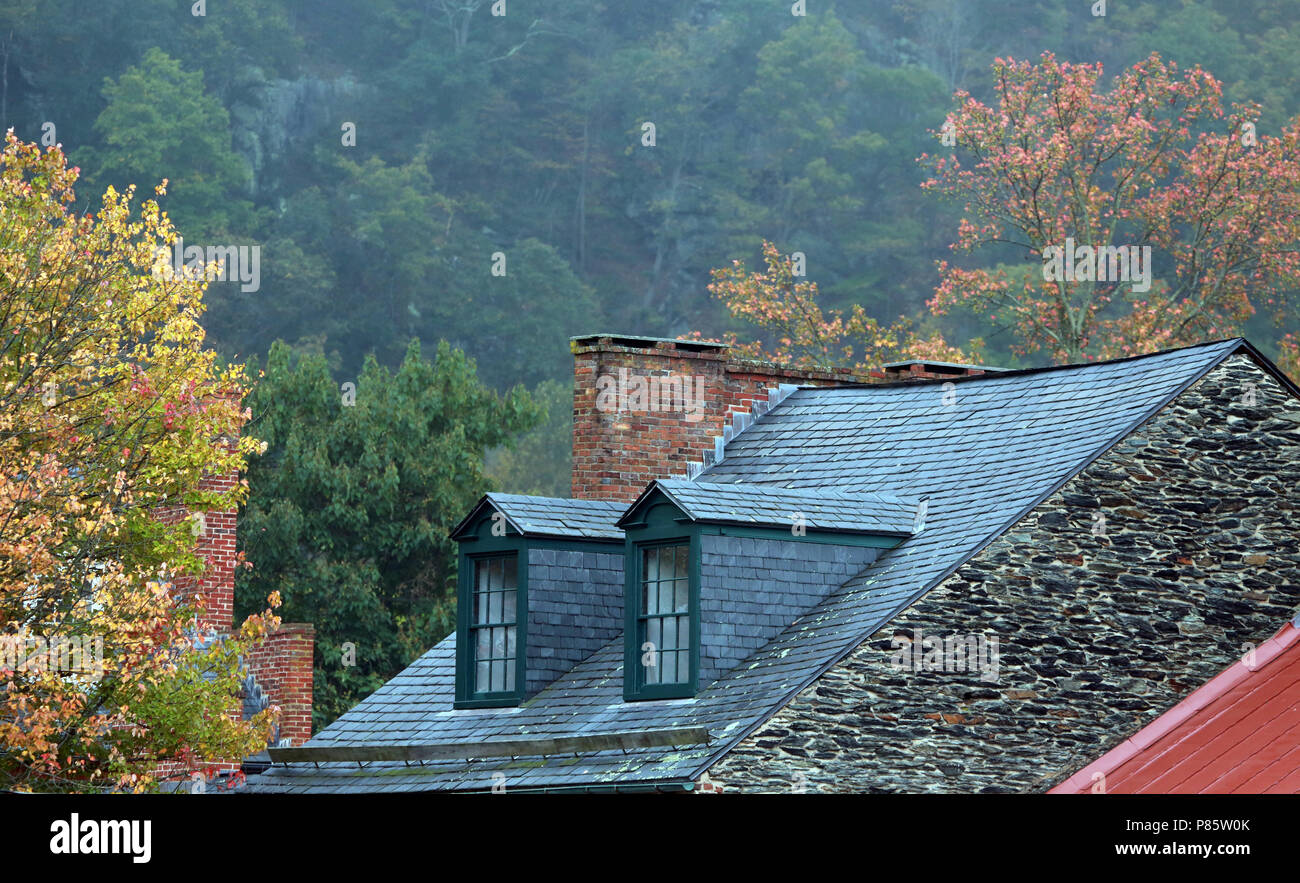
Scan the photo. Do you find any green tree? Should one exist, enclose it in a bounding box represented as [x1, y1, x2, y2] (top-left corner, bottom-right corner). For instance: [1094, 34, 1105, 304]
[235, 339, 541, 728]
[77, 48, 256, 239]
[485, 378, 573, 498]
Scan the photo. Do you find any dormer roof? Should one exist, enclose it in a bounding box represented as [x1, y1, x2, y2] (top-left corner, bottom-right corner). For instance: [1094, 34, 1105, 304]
[619, 478, 919, 537]
[451, 493, 624, 542]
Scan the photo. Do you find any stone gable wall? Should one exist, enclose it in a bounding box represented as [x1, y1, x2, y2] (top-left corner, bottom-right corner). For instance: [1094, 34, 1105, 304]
[706, 356, 1300, 793]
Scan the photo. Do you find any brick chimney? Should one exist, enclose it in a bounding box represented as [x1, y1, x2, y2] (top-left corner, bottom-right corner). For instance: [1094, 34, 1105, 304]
[570, 335, 1002, 503]
[247, 623, 316, 746]
[153, 469, 238, 635]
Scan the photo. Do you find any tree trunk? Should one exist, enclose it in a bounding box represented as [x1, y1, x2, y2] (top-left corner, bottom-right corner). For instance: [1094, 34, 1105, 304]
[575, 116, 589, 272]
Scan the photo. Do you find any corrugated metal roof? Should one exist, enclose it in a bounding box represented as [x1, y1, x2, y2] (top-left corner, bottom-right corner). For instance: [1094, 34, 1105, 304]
[244, 338, 1250, 793]
[1051, 618, 1300, 794]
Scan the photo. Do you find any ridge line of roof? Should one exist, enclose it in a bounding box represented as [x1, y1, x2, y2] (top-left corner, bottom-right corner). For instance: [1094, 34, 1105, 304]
[656, 478, 914, 504]
[789, 337, 1246, 391]
[620, 478, 917, 535]
[685, 336, 1258, 785]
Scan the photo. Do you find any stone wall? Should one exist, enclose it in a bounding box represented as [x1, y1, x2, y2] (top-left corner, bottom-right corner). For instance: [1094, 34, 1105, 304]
[707, 356, 1300, 792]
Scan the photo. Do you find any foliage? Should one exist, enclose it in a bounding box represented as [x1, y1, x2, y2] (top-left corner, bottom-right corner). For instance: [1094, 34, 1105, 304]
[0, 133, 276, 792]
[921, 52, 1300, 362]
[706, 240, 981, 371]
[485, 378, 573, 498]
[77, 48, 258, 240]
[235, 338, 541, 728]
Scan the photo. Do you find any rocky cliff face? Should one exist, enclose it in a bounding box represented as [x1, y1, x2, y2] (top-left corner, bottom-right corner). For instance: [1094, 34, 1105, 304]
[228, 73, 369, 193]
[708, 354, 1300, 793]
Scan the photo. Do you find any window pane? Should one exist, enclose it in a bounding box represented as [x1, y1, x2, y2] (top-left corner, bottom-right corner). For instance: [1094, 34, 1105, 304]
[470, 554, 519, 695]
[644, 617, 662, 684]
[661, 644, 677, 682]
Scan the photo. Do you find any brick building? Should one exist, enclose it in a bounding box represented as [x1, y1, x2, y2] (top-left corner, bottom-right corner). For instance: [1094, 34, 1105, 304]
[244, 334, 1300, 793]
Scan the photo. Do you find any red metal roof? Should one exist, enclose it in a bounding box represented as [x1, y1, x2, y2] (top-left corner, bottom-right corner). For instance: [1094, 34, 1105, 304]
[1052, 617, 1300, 794]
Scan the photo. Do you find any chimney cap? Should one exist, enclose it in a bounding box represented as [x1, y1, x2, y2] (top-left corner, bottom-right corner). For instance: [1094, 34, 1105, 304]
[570, 333, 728, 355]
[879, 359, 1010, 375]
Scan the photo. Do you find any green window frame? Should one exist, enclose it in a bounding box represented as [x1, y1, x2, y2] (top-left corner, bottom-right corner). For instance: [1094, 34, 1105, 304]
[455, 545, 527, 708]
[624, 536, 699, 700]
[469, 553, 519, 697]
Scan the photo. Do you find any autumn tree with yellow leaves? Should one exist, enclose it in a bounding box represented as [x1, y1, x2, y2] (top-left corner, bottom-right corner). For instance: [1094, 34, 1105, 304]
[0, 133, 277, 792]
[705, 239, 981, 371]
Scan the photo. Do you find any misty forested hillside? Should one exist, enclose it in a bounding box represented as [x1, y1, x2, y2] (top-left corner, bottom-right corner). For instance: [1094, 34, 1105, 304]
[6, 0, 1297, 390]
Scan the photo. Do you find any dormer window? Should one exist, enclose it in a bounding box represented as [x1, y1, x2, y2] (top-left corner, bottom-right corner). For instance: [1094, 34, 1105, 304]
[450, 493, 625, 708]
[618, 495, 701, 701]
[469, 553, 519, 697]
[636, 542, 693, 689]
[618, 479, 917, 700]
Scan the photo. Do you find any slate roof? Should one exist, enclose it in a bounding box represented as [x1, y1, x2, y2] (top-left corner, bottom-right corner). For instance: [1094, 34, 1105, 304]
[451, 493, 625, 541]
[627, 479, 918, 536]
[1051, 614, 1300, 794]
[245, 338, 1258, 793]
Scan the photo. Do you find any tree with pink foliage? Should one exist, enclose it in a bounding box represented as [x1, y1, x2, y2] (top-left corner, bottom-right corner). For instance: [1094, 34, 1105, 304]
[921, 52, 1300, 364]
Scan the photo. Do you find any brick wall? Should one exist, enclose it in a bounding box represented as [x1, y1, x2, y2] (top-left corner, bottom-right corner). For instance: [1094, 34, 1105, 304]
[247, 623, 316, 747]
[705, 356, 1300, 792]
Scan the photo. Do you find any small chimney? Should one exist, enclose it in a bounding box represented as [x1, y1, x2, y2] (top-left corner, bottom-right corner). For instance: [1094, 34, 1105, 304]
[155, 470, 239, 635]
[248, 623, 316, 746]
